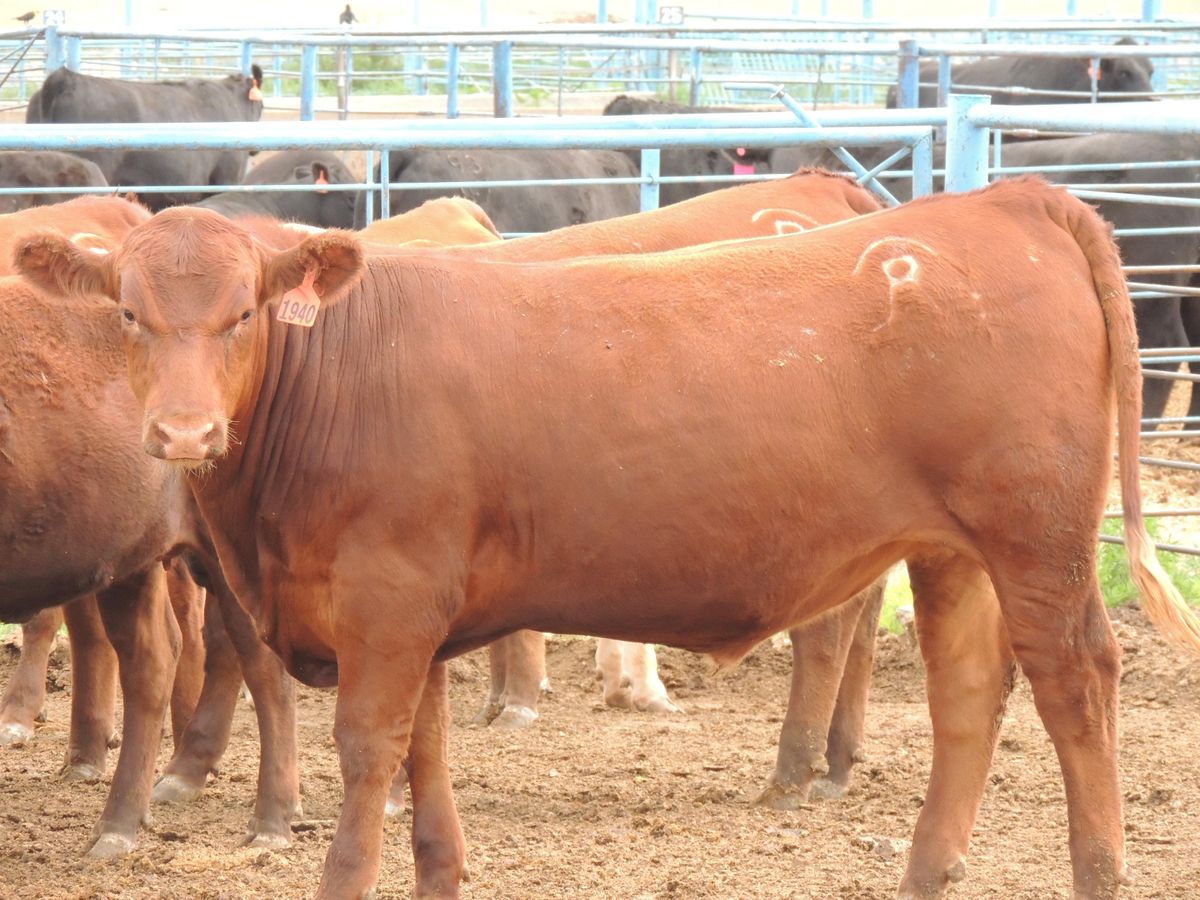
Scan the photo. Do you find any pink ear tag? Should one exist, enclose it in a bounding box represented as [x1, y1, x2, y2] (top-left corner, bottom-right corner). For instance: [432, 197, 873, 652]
[733, 162, 755, 176]
[277, 268, 321, 328]
[248, 85, 264, 102]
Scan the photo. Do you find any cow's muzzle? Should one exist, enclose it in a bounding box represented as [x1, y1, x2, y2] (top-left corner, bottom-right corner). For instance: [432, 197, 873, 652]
[143, 415, 228, 464]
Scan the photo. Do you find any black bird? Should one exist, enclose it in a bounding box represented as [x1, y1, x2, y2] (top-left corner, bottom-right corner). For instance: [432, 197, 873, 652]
[14, 11, 36, 24]
[338, 3, 356, 24]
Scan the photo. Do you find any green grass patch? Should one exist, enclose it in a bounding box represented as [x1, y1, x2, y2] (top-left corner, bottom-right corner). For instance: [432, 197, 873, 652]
[1097, 518, 1200, 609]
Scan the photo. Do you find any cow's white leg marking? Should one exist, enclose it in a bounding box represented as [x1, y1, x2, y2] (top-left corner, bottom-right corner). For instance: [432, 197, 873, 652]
[751, 207, 819, 236]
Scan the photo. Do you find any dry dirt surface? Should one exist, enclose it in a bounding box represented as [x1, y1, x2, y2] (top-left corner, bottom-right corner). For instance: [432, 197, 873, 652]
[2, 607, 1199, 900]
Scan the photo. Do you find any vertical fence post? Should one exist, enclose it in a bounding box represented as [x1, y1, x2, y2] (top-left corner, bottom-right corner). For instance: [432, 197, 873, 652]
[44, 26, 64, 73]
[792, 0, 801, 14]
[344, 46, 353, 118]
[447, 43, 460, 119]
[364, 149, 375, 226]
[640, 148, 660, 212]
[66, 35, 81, 71]
[988, 0, 999, 17]
[479, 0, 488, 27]
[897, 38, 919, 109]
[945, 94, 990, 193]
[300, 43, 317, 121]
[1089, 56, 1100, 102]
[862, 0, 874, 18]
[153, 38, 160, 79]
[494, 41, 514, 117]
[1141, 0, 1160, 21]
[936, 53, 951, 107]
[379, 148, 390, 220]
[911, 132, 934, 198]
[239, 41, 252, 76]
[125, 0, 133, 26]
[597, 0, 608, 24]
[1066, 0, 1077, 13]
[688, 47, 701, 106]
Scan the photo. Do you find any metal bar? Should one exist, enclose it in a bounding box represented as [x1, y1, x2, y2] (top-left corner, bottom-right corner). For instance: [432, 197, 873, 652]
[1098, 535, 1200, 558]
[896, 37, 918, 109]
[364, 148, 374, 226]
[0, 122, 932, 152]
[762, 85, 902, 206]
[1117, 226, 1200, 237]
[494, 40, 513, 118]
[1140, 431, 1200, 439]
[447, 43, 460, 119]
[239, 40, 252, 76]
[1138, 456, 1200, 472]
[1142, 370, 1200, 382]
[300, 43, 317, 121]
[688, 46, 700, 107]
[945, 94, 990, 193]
[911, 133, 933, 197]
[1127, 282, 1200, 296]
[44, 25, 63, 73]
[66, 35, 81, 71]
[968, 100, 1200, 135]
[379, 147, 390, 220]
[640, 147, 660, 212]
[1142, 416, 1200, 425]
[1070, 189, 1200, 209]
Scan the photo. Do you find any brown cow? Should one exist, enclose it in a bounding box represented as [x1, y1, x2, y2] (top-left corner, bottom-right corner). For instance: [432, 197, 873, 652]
[0, 197, 298, 857]
[359, 197, 502, 247]
[453, 169, 888, 805]
[20, 178, 1200, 898]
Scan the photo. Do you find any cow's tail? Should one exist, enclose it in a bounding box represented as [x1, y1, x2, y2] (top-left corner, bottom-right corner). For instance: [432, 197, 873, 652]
[1060, 186, 1200, 652]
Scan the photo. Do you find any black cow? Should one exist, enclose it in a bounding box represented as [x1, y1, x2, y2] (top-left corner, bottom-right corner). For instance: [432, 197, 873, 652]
[886, 38, 1154, 108]
[27, 65, 264, 211]
[0, 150, 108, 213]
[602, 95, 768, 206]
[769, 135, 1197, 420]
[197, 150, 356, 228]
[353, 148, 639, 232]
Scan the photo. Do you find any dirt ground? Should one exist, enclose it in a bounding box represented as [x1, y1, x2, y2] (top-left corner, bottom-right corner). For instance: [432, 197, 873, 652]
[1, 597, 1199, 900]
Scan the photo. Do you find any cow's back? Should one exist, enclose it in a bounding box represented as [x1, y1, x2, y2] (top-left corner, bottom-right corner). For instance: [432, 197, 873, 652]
[0, 151, 109, 214]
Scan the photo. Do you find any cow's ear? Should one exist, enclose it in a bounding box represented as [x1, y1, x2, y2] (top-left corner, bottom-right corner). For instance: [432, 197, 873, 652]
[14, 231, 119, 300]
[260, 230, 363, 309]
[251, 63, 264, 88]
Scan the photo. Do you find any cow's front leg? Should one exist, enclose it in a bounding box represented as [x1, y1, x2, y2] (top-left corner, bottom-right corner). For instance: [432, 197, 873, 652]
[317, 635, 439, 899]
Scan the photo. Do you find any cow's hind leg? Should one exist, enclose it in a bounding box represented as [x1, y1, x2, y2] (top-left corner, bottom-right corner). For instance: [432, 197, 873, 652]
[60, 596, 118, 782]
[492, 630, 546, 729]
[154, 590, 241, 804]
[405, 662, 467, 897]
[166, 558, 205, 748]
[0, 606, 63, 745]
[988, 551, 1126, 898]
[619, 642, 681, 714]
[318, 638, 441, 898]
[756, 590, 868, 810]
[898, 551, 1015, 899]
[89, 565, 179, 859]
[215, 586, 300, 848]
[814, 576, 885, 799]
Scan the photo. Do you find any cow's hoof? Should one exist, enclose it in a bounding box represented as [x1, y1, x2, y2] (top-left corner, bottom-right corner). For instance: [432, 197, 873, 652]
[753, 781, 809, 811]
[86, 832, 135, 859]
[897, 859, 966, 899]
[636, 696, 683, 715]
[492, 705, 538, 730]
[603, 687, 634, 710]
[59, 762, 103, 783]
[245, 830, 291, 851]
[151, 774, 204, 804]
[469, 700, 502, 727]
[809, 777, 848, 801]
[0, 722, 33, 746]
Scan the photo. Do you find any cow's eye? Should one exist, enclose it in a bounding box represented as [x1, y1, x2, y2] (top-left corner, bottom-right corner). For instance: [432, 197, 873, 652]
[121, 308, 136, 325]
[240, 309, 253, 323]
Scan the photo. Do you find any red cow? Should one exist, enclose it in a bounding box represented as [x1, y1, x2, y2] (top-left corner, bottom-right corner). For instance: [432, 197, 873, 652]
[20, 178, 1199, 899]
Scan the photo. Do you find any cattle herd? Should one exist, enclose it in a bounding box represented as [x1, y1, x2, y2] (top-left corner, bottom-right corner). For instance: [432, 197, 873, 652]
[0, 34, 1197, 900]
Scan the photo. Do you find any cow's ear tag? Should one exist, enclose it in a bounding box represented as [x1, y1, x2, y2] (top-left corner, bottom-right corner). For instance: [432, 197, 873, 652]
[277, 268, 320, 328]
[248, 85, 264, 102]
